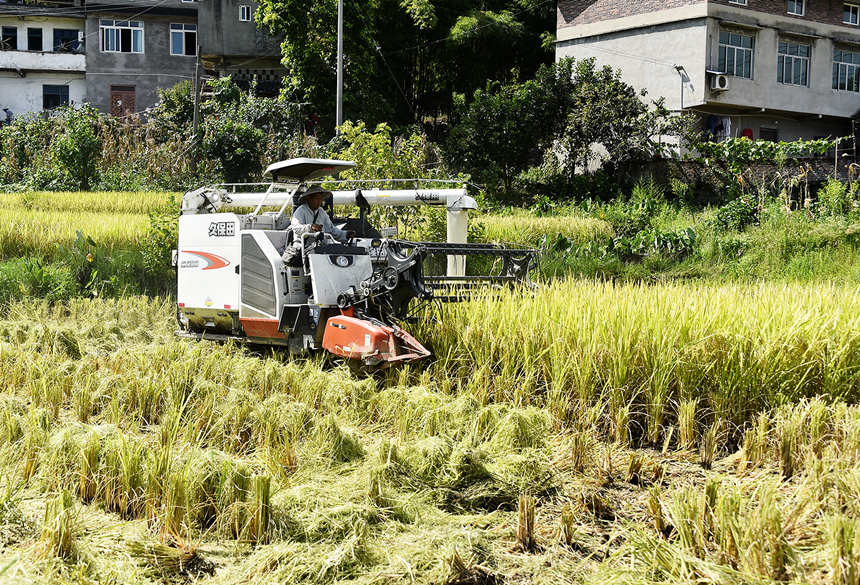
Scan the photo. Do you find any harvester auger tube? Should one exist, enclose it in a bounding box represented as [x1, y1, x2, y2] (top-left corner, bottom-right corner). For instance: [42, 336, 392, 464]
[175, 157, 538, 370]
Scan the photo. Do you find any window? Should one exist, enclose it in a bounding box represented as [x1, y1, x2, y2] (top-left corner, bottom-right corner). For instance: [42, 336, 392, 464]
[53, 29, 79, 52]
[27, 27, 42, 51]
[0, 26, 16, 51]
[43, 85, 69, 110]
[239, 5, 251, 21]
[718, 31, 754, 78]
[759, 128, 779, 142]
[729, 0, 748, 4]
[787, 0, 804, 15]
[100, 20, 143, 53]
[778, 40, 809, 86]
[845, 4, 860, 25]
[170, 23, 196, 56]
[833, 48, 860, 92]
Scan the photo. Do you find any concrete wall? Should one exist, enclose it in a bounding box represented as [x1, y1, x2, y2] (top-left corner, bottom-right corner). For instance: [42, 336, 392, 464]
[558, 0, 703, 29]
[84, 12, 197, 114]
[198, 0, 281, 59]
[0, 71, 86, 114]
[555, 1, 860, 142]
[559, 1, 860, 32]
[0, 50, 85, 72]
[556, 19, 710, 111]
[710, 0, 859, 28]
[0, 15, 85, 115]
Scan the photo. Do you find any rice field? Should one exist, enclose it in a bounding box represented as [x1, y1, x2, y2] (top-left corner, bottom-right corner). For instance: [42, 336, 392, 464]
[0, 192, 171, 259]
[2, 190, 860, 583]
[477, 213, 612, 246]
[0, 192, 613, 261]
[0, 281, 859, 584]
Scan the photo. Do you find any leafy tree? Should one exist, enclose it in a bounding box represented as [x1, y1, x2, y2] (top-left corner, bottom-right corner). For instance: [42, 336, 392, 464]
[445, 58, 673, 201]
[149, 77, 305, 183]
[147, 80, 195, 139]
[556, 60, 673, 177]
[255, 0, 554, 133]
[445, 79, 553, 197]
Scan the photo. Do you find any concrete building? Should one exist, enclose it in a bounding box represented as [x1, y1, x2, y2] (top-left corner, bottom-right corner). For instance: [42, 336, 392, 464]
[0, 0, 284, 117]
[83, 0, 198, 116]
[0, 1, 86, 116]
[556, 1, 860, 142]
[198, 0, 284, 96]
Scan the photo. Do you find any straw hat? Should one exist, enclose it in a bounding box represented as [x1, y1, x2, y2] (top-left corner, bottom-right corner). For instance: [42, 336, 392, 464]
[296, 185, 332, 205]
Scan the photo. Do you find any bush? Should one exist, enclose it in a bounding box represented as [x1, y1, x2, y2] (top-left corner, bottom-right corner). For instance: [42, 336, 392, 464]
[0, 77, 307, 192]
[515, 161, 619, 204]
[328, 121, 471, 241]
[140, 195, 179, 293]
[713, 193, 759, 232]
[0, 259, 77, 306]
[51, 106, 102, 190]
[817, 179, 857, 217]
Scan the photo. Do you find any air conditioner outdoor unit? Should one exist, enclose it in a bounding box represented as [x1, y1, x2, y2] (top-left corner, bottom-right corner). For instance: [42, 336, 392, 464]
[711, 74, 730, 92]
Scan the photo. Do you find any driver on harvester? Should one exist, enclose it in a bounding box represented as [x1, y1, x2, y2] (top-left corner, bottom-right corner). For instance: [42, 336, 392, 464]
[291, 185, 352, 243]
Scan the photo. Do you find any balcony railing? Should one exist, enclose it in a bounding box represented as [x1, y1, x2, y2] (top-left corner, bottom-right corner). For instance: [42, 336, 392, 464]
[0, 49, 85, 72]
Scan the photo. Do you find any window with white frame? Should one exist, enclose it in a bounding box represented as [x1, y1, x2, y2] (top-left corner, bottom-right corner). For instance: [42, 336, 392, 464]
[100, 20, 143, 53]
[833, 48, 860, 92]
[787, 0, 805, 16]
[845, 4, 860, 25]
[718, 31, 754, 78]
[728, 0, 748, 5]
[170, 23, 196, 56]
[239, 5, 251, 21]
[778, 40, 809, 85]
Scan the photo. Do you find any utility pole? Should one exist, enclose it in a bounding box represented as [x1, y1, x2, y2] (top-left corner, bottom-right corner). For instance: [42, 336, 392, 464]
[192, 47, 201, 173]
[336, 0, 343, 135]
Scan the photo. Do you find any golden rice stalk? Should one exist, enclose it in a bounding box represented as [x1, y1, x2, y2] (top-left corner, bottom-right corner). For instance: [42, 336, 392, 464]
[516, 494, 536, 552]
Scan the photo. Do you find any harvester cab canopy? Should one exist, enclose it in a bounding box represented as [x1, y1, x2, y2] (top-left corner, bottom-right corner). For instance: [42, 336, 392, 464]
[263, 158, 356, 183]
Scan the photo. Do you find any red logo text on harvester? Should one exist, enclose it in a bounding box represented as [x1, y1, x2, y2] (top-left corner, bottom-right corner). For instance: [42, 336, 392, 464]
[181, 251, 231, 270]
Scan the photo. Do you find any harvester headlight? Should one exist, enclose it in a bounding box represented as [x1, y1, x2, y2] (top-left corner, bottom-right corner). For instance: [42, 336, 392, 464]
[335, 255, 350, 268]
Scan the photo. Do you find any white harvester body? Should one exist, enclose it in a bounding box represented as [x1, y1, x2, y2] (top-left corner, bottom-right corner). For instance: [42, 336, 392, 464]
[175, 158, 534, 365]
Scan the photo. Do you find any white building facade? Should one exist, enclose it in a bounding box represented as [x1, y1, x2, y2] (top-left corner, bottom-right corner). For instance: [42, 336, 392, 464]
[556, 1, 860, 143]
[0, 9, 86, 117]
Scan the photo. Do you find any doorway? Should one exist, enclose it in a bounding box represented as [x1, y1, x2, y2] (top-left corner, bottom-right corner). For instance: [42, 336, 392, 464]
[109, 85, 136, 117]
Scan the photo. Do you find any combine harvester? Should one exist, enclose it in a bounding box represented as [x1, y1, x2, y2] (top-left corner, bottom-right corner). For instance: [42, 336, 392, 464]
[175, 158, 535, 367]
